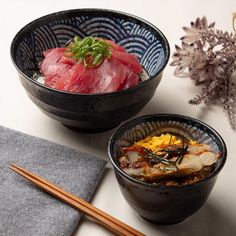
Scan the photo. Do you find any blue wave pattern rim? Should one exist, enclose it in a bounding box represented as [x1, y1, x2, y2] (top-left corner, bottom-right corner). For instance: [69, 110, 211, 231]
[115, 116, 224, 154]
[14, 10, 168, 78]
[118, 120, 221, 153]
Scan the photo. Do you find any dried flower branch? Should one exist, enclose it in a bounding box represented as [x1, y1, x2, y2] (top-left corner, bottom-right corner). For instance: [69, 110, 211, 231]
[170, 16, 236, 129]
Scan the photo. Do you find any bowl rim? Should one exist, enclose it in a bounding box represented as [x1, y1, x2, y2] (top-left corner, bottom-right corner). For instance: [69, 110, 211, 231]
[108, 113, 227, 190]
[10, 8, 170, 97]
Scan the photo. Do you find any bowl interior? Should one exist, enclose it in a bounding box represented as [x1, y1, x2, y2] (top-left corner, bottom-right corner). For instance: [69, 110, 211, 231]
[109, 114, 227, 185]
[11, 9, 169, 80]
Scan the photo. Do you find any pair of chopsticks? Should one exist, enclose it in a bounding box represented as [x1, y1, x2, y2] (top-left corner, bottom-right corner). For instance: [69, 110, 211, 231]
[10, 164, 145, 236]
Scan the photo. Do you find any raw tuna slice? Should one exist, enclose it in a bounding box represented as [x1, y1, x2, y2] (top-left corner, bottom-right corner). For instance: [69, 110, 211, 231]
[40, 39, 143, 94]
[105, 39, 126, 52]
[64, 59, 127, 93]
[41, 48, 75, 90]
[118, 71, 139, 91]
[110, 49, 143, 74]
[95, 59, 127, 93]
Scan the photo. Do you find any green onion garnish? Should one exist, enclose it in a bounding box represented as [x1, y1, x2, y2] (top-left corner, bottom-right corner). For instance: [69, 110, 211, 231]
[66, 36, 111, 67]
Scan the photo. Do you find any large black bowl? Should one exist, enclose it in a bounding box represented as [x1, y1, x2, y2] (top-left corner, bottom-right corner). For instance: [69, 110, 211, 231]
[108, 114, 227, 224]
[10, 9, 170, 132]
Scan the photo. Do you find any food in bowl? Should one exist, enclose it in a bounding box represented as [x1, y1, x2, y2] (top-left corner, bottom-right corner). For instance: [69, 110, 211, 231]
[35, 36, 149, 94]
[10, 9, 170, 132]
[118, 133, 221, 186]
[108, 114, 227, 223]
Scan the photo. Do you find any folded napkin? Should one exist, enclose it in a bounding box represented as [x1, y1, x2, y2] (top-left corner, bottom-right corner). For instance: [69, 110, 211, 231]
[0, 126, 107, 236]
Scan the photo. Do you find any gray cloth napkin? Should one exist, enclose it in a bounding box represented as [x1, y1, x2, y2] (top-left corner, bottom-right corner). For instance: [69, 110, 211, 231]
[0, 125, 107, 236]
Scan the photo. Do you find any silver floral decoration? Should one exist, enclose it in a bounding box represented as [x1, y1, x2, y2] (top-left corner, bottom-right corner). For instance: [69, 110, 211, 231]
[170, 16, 236, 129]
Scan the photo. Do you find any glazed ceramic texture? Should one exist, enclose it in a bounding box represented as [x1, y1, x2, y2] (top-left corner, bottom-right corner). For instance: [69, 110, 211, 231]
[10, 9, 170, 132]
[108, 114, 227, 224]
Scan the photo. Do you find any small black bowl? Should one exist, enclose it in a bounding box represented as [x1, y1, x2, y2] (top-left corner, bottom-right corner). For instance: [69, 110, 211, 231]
[108, 114, 227, 224]
[10, 9, 170, 132]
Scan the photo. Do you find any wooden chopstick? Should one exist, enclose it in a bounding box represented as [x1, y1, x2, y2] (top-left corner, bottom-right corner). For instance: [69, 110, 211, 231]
[9, 164, 145, 236]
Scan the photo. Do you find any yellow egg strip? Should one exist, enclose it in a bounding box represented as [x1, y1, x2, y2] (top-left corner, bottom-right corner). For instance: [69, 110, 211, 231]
[134, 133, 189, 152]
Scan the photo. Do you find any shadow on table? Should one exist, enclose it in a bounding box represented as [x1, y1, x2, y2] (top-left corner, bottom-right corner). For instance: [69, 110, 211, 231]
[50, 99, 163, 161]
[46, 120, 115, 161]
[71, 200, 236, 236]
[142, 201, 236, 236]
[46, 95, 219, 161]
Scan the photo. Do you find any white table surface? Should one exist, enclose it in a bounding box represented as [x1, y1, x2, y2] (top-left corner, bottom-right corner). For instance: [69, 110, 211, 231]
[1, 0, 236, 235]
